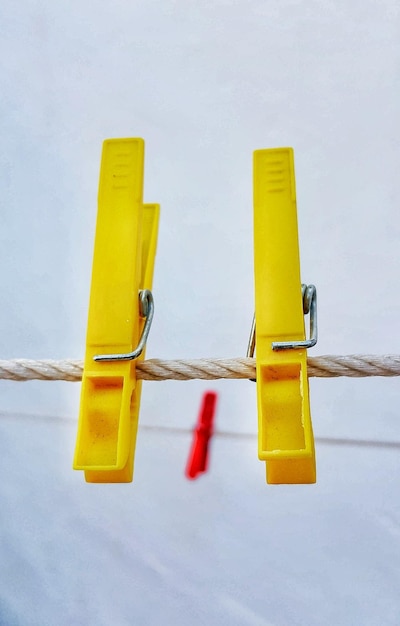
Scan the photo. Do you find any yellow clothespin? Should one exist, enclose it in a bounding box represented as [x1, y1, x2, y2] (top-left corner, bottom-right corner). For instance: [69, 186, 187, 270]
[251, 147, 317, 484]
[73, 138, 159, 483]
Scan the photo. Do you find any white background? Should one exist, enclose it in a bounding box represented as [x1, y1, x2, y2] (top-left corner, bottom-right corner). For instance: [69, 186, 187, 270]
[0, 1, 400, 624]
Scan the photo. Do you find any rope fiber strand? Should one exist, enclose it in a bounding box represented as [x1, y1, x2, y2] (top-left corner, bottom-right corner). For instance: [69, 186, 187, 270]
[1, 355, 400, 382]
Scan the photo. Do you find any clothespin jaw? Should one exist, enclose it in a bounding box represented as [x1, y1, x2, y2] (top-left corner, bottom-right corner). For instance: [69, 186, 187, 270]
[73, 138, 159, 483]
[185, 391, 218, 479]
[253, 148, 316, 484]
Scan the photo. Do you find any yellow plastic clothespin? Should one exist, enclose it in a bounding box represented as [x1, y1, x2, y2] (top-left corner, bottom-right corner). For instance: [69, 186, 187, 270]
[251, 147, 317, 484]
[73, 138, 159, 483]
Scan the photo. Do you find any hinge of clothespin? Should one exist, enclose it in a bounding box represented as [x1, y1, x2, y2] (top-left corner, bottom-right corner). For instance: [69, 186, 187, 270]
[73, 138, 159, 483]
[252, 147, 316, 484]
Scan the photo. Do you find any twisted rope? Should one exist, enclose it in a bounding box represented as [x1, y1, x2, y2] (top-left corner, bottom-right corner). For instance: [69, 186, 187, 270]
[0, 354, 400, 382]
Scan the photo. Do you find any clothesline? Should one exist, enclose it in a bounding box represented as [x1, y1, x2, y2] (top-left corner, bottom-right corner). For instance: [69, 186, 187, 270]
[2, 411, 400, 451]
[1, 354, 400, 381]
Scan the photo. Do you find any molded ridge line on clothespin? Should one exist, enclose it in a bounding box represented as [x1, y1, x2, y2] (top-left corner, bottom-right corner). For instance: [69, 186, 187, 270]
[73, 138, 160, 483]
[185, 391, 218, 480]
[253, 147, 316, 484]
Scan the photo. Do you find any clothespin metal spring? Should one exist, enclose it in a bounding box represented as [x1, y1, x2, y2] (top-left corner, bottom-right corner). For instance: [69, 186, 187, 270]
[94, 289, 154, 362]
[247, 283, 318, 360]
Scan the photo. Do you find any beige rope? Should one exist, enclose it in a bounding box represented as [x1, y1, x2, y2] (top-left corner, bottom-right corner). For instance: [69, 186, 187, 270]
[1, 354, 400, 382]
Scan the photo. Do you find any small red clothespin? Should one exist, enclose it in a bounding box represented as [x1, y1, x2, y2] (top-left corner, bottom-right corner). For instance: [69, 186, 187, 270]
[185, 391, 218, 480]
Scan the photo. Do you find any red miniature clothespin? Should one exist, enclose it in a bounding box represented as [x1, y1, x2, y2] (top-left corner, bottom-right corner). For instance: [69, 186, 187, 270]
[185, 391, 218, 480]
